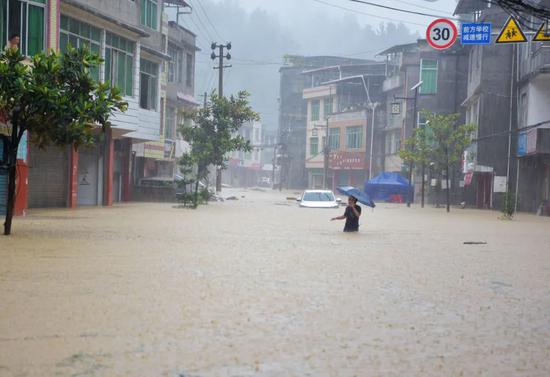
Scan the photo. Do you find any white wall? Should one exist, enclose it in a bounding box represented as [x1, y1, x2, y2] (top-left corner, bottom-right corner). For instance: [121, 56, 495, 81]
[527, 76, 550, 127]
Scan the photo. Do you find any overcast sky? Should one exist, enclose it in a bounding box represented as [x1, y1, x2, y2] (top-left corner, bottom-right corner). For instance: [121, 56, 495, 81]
[208, 0, 458, 35]
[186, 0, 460, 129]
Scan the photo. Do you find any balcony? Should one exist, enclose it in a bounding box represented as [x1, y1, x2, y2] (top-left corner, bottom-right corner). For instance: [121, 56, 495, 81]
[519, 46, 550, 80]
[382, 75, 402, 92]
[518, 127, 550, 156]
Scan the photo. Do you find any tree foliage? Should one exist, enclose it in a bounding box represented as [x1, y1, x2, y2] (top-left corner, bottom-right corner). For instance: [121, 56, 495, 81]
[177, 91, 258, 207]
[400, 110, 475, 212]
[0, 47, 127, 235]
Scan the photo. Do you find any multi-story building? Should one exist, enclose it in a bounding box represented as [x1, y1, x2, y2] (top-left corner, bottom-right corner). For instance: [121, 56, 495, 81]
[278, 55, 374, 190]
[454, 0, 518, 210]
[0, 0, 195, 210]
[301, 62, 385, 190]
[379, 40, 468, 205]
[132, 15, 199, 202]
[226, 121, 263, 187]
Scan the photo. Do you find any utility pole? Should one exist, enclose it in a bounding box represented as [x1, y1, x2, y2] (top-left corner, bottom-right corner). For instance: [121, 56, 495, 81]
[324, 116, 330, 190]
[211, 42, 232, 193]
[199, 92, 208, 108]
[407, 86, 419, 208]
[368, 102, 378, 180]
[394, 81, 422, 208]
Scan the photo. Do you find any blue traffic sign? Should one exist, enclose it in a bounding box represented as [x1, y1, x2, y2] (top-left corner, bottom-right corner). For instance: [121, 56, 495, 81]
[461, 23, 491, 45]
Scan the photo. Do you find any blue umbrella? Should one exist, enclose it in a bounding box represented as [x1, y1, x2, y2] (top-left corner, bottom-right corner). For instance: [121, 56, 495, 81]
[336, 186, 376, 208]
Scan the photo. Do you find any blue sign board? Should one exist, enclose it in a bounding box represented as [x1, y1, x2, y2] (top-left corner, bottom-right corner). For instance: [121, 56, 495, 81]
[518, 131, 527, 156]
[461, 23, 492, 45]
[17, 131, 27, 162]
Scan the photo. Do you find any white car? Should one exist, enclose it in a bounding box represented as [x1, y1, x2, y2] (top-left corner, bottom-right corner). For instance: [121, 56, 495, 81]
[297, 190, 341, 208]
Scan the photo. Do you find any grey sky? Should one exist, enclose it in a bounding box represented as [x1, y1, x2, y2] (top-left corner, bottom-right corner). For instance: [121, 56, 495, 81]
[188, 0, 460, 129]
[209, 0, 458, 35]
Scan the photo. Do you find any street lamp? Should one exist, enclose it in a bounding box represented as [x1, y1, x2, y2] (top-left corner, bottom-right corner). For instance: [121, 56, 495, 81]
[313, 116, 331, 190]
[395, 80, 422, 207]
[368, 102, 379, 180]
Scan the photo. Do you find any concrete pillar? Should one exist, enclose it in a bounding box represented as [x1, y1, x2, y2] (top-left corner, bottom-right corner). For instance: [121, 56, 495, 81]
[68, 146, 78, 208]
[122, 139, 132, 202]
[103, 129, 114, 206]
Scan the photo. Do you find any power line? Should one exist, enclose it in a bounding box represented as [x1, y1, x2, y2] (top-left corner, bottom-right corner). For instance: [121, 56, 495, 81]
[189, 7, 215, 42]
[311, 0, 425, 26]
[390, 0, 453, 15]
[349, 0, 460, 20]
[193, 0, 224, 41]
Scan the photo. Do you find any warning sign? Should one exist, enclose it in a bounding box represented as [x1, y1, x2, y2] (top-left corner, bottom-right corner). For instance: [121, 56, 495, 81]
[533, 23, 550, 42]
[496, 17, 527, 44]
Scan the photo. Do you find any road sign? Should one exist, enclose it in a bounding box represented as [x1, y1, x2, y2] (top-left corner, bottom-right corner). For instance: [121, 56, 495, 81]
[461, 23, 491, 45]
[496, 16, 527, 44]
[426, 18, 458, 50]
[533, 23, 550, 42]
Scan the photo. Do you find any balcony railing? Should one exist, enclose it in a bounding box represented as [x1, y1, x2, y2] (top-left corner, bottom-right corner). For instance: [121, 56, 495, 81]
[519, 46, 550, 79]
[382, 74, 402, 92]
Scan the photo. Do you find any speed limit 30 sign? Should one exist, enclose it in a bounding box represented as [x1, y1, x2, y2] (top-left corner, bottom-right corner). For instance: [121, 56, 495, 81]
[426, 18, 458, 50]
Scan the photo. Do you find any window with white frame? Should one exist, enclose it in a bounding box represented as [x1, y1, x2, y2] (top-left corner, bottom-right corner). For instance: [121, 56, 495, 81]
[105, 32, 135, 97]
[310, 137, 319, 156]
[328, 127, 340, 150]
[167, 43, 183, 83]
[140, 58, 158, 110]
[165, 106, 176, 139]
[346, 126, 363, 149]
[311, 99, 320, 121]
[140, 0, 158, 30]
[419, 59, 438, 94]
[60, 15, 101, 81]
[186, 52, 193, 87]
[1, 0, 46, 56]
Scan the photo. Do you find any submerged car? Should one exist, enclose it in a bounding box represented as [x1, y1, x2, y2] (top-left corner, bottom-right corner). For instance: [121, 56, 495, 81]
[297, 190, 341, 208]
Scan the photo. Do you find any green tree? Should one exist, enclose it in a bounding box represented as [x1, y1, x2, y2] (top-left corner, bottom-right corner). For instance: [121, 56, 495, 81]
[400, 111, 475, 213]
[178, 91, 258, 206]
[399, 123, 432, 207]
[0, 47, 127, 235]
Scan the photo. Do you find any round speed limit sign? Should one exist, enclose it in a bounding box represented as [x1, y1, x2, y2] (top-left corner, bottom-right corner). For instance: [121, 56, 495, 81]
[426, 18, 457, 50]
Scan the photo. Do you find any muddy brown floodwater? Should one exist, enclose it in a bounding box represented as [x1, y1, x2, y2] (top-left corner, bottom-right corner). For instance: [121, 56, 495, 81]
[0, 188, 549, 376]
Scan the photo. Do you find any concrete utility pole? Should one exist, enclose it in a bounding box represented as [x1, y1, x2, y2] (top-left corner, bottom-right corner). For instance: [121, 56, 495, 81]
[324, 116, 330, 190]
[368, 102, 378, 180]
[211, 42, 232, 192]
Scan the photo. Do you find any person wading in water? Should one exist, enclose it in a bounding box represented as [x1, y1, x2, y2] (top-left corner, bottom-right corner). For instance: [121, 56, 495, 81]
[331, 196, 361, 232]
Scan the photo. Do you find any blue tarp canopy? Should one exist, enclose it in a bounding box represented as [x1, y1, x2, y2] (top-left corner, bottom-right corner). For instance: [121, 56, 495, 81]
[336, 186, 376, 208]
[364, 172, 411, 202]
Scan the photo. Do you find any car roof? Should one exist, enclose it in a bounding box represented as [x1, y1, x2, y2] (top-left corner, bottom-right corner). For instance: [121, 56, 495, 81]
[303, 190, 334, 193]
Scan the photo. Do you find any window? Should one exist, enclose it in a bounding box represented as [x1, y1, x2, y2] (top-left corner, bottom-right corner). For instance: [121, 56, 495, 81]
[1, 0, 46, 56]
[417, 112, 428, 128]
[140, 0, 158, 30]
[140, 59, 158, 110]
[60, 15, 101, 81]
[310, 137, 319, 156]
[167, 43, 183, 83]
[311, 100, 320, 121]
[385, 131, 401, 154]
[186, 53, 193, 87]
[328, 128, 340, 150]
[105, 32, 135, 97]
[324, 97, 333, 118]
[346, 126, 363, 149]
[165, 106, 176, 139]
[419, 59, 438, 94]
[519, 93, 528, 129]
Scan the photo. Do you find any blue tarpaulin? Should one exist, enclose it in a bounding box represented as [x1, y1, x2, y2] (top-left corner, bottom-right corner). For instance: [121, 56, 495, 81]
[364, 172, 411, 202]
[336, 186, 376, 208]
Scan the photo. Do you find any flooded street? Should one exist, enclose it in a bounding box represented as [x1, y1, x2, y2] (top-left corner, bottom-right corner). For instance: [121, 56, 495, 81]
[1, 189, 549, 377]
